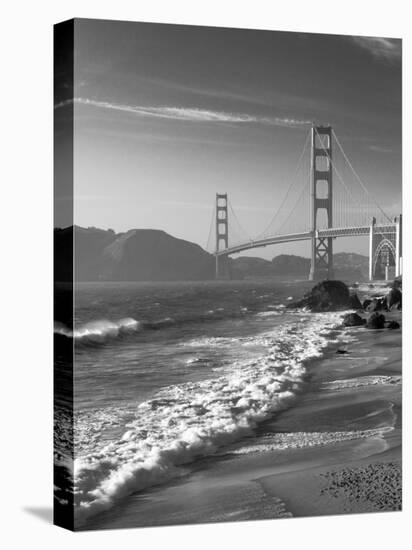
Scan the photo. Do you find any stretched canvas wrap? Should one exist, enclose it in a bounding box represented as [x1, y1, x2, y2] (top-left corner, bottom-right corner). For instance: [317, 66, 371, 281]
[54, 18, 402, 531]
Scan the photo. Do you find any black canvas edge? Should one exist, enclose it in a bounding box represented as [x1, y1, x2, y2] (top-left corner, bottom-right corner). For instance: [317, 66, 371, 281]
[53, 18, 75, 531]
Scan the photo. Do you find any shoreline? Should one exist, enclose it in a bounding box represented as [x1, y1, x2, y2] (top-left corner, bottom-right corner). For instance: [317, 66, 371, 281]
[82, 288, 402, 531]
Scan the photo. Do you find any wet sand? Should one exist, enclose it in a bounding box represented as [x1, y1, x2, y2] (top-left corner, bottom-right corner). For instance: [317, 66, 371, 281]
[85, 301, 402, 530]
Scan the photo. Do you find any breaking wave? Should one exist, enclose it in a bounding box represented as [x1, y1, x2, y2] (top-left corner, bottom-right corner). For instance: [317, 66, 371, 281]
[54, 316, 189, 345]
[55, 301, 293, 346]
[72, 312, 344, 523]
[54, 318, 141, 344]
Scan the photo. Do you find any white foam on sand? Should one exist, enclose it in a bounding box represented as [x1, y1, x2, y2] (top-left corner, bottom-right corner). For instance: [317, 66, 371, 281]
[355, 283, 392, 294]
[182, 336, 241, 348]
[256, 311, 284, 318]
[228, 427, 393, 455]
[323, 376, 402, 391]
[73, 312, 345, 523]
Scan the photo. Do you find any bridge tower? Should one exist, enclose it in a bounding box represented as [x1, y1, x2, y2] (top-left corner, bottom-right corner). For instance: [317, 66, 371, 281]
[309, 125, 335, 281]
[215, 193, 231, 279]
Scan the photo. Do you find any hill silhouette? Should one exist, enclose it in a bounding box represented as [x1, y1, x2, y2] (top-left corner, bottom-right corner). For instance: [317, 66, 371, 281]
[54, 226, 368, 282]
[54, 226, 214, 282]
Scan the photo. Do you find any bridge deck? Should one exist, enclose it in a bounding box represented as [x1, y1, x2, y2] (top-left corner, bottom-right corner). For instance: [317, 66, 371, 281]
[216, 224, 396, 256]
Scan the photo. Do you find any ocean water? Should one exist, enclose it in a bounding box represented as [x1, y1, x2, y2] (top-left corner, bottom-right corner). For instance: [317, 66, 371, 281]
[55, 280, 352, 526]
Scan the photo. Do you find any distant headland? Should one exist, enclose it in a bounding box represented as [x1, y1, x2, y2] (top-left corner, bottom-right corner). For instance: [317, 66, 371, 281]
[54, 225, 369, 283]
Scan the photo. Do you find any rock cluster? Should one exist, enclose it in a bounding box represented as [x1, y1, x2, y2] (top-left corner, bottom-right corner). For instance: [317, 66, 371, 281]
[342, 313, 365, 327]
[289, 280, 355, 312]
[290, 278, 401, 330]
[359, 277, 402, 330]
[366, 312, 385, 329]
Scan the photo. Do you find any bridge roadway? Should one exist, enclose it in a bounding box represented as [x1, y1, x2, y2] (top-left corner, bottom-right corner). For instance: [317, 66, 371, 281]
[215, 224, 396, 257]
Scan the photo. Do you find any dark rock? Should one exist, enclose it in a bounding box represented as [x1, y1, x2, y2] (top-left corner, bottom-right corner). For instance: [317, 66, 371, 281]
[392, 276, 402, 290]
[349, 293, 363, 310]
[366, 298, 387, 312]
[386, 288, 402, 310]
[363, 299, 372, 310]
[366, 312, 386, 329]
[378, 298, 388, 311]
[366, 299, 379, 312]
[336, 349, 349, 354]
[290, 280, 351, 312]
[342, 313, 366, 327]
[385, 320, 400, 330]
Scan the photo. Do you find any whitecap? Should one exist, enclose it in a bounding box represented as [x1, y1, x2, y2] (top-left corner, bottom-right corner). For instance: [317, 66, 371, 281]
[73, 312, 346, 523]
[55, 317, 141, 343]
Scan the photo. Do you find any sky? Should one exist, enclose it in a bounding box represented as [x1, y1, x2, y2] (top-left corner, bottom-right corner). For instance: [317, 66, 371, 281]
[56, 19, 402, 259]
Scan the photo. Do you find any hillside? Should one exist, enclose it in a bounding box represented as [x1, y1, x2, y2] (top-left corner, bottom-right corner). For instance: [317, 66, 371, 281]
[231, 256, 273, 277]
[232, 252, 368, 281]
[271, 254, 310, 275]
[333, 252, 369, 280]
[54, 226, 369, 282]
[54, 226, 215, 282]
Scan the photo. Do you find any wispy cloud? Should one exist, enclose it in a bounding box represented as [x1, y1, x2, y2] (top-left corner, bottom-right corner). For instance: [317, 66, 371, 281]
[55, 97, 312, 128]
[351, 36, 401, 62]
[368, 144, 394, 154]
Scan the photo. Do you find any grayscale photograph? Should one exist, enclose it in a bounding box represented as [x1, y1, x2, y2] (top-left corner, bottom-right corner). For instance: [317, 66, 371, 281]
[54, 19, 402, 531]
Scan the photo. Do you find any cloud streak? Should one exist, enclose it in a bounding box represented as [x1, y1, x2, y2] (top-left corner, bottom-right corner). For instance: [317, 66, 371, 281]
[351, 36, 401, 62]
[368, 144, 394, 154]
[55, 97, 312, 128]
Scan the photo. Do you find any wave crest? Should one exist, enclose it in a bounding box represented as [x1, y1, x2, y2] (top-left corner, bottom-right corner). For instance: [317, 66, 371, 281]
[54, 318, 140, 344]
[73, 312, 344, 523]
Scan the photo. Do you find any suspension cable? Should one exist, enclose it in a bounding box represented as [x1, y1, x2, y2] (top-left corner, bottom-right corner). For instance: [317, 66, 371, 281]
[276, 175, 310, 234]
[228, 199, 252, 242]
[313, 127, 359, 209]
[314, 128, 392, 242]
[332, 130, 392, 222]
[205, 205, 215, 252]
[255, 128, 311, 239]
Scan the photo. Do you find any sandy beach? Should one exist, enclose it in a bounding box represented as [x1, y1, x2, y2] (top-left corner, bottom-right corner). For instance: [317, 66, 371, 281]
[83, 284, 401, 531]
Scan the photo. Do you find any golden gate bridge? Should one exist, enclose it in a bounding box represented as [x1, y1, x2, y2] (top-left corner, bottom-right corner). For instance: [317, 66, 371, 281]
[206, 125, 402, 281]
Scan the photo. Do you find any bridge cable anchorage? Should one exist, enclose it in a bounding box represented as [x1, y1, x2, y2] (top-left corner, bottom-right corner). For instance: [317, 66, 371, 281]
[332, 130, 392, 223]
[255, 128, 311, 240]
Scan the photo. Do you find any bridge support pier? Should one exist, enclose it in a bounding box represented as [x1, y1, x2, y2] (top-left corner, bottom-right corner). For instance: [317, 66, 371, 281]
[309, 125, 334, 281]
[395, 214, 402, 277]
[215, 255, 231, 280]
[369, 215, 401, 281]
[368, 217, 376, 281]
[215, 193, 231, 280]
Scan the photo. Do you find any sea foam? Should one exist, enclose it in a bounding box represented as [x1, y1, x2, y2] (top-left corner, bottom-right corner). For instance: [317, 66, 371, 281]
[73, 312, 344, 523]
[55, 318, 140, 343]
[323, 375, 402, 391]
[227, 427, 393, 455]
